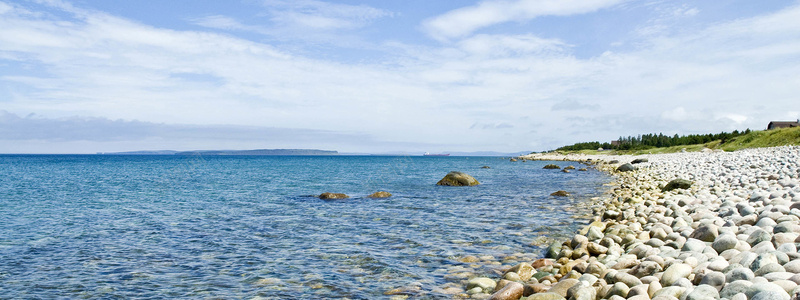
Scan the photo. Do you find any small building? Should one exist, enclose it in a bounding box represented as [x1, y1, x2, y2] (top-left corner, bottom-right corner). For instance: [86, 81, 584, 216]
[767, 120, 800, 130]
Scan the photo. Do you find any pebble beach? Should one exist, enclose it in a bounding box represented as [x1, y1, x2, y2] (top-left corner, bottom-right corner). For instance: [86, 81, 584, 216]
[462, 146, 800, 300]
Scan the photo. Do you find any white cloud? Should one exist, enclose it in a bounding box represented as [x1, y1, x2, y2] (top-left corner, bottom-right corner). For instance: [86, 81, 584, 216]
[1, 1, 800, 152]
[261, 0, 394, 30]
[423, 0, 627, 40]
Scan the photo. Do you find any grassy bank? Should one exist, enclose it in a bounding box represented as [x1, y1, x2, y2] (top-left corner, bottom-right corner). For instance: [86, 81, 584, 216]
[555, 126, 800, 155]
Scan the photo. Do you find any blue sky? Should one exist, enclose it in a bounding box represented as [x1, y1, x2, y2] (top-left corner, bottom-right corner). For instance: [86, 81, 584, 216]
[1, 0, 799, 154]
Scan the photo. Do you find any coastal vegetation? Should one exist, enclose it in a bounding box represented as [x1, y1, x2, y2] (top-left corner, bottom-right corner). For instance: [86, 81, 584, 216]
[552, 126, 800, 155]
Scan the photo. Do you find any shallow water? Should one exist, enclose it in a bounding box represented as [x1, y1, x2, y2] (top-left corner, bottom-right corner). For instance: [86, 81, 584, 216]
[0, 155, 611, 299]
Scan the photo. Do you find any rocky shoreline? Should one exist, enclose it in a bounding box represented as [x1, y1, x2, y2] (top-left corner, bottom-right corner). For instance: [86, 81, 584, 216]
[459, 146, 800, 300]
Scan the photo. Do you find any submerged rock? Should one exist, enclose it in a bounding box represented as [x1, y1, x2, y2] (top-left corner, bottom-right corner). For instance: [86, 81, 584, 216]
[551, 190, 570, 197]
[437, 171, 480, 186]
[543, 164, 561, 169]
[319, 192, 349, 200]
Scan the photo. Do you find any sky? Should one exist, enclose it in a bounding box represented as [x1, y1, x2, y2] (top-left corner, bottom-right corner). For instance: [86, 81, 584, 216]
[1, 0, 799, 154]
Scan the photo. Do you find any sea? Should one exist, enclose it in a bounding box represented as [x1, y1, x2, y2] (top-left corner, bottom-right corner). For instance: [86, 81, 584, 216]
[0, 154, 612, 299]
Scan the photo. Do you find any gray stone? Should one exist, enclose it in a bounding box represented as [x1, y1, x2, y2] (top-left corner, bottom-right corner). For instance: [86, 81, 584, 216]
[755, 263, 786, 276]
[437, 171, 480, 186]
[720, 280, 752, 299]
[685, 284, 720, 300]
[548, 278, 578, 297]
[726, 267, 755, 282]
[712, 234, 739, 253]
[683, 238, 708, 252]
[763, 272, 795, 281]
[630, 261, 662, 277]
[566, 281, 596, 300]
[699, 271, 726, 289]
[606, 282, 630, 298]
[737, 202, 756, 216]
[488, 281, 523, 300]
[746, 282, 790, 299]
[747, 229, 773, 246]
[751, 290, 790, 300]
[617, 163, 636, 172]
[691, 223, 720, 243]
[730, 293, 747, 300]
[751, 253, 779, 271]
[587, 226, 604, 241]
[525, 292, 566, 300]
[467, 277, 497, 292]
[662, 263, 693, 286]
[652, 286, 686, 298]
[615, 272, 643, 288]
[784, 260, 800, 273]
[663, 178, 693, 192]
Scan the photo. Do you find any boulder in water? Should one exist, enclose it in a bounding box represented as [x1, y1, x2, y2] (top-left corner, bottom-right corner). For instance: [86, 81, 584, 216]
[437, 171, 480, 186]
[367, 191, 392, 198]
[319, 192, 349, 200]
[543, 164, 560, 169]
[551, 190, 570, 197]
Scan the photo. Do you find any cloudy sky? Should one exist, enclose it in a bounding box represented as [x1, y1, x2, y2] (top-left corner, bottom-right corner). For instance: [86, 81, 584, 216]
[1, 0, 799, 154]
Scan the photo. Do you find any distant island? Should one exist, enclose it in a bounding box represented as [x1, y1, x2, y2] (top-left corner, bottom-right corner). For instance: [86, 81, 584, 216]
[101, 149, 338, 156]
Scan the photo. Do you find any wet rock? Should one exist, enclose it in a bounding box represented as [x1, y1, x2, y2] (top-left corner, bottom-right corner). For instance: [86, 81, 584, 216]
[506, 263, 534, 281]
[525, 292, 566, 300]
[437, 171, 480, 186]
[367, 191, 392, 198]
[488, 281, 523, 300]
[319, 192, 349, 199]
[543, 164, 561, 169]
[467, 277, 497, 293]
[566, 281, 596, 300]
[550, 190, 570, 197]
[548, 278, 579, 297]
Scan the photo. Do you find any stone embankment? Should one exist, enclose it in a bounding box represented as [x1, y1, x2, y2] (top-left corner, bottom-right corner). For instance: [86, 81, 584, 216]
[463, 146, 800, 300]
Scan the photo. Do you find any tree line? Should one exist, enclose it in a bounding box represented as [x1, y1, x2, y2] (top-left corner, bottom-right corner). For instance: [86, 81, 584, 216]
[556, 129, 752, 151]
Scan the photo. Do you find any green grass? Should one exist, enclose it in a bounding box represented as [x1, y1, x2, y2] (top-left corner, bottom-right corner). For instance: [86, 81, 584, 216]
[554, 127, 800, 155]
[720, 126, 800, 151]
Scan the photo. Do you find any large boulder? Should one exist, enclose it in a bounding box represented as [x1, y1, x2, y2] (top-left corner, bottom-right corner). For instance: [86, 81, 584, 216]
[319, 192, 349, 200]
[367, 191, 392, 198]
[551, 190, 570, 197]
[631, 158, 649, 164]
[437, 171, 480, 186]
[662, 179, 693, 192]
[617, 163, 636, 172]
[543, 164, 561, 169]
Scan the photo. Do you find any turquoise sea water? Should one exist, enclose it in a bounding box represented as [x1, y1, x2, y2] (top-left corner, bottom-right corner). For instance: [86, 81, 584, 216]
[0, 155, 611, 299]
